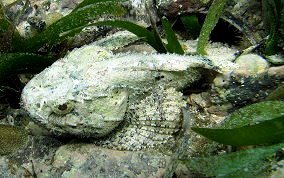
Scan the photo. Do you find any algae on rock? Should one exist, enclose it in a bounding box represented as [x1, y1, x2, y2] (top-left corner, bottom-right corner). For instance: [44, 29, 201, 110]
[0, 124, 28, 155]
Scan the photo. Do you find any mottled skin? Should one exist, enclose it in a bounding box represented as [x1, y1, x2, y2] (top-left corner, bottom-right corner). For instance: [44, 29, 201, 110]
[21, 32, 236, 150]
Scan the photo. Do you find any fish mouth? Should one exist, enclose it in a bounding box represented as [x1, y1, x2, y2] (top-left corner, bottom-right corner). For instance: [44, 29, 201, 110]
[42, 110, 123, 137]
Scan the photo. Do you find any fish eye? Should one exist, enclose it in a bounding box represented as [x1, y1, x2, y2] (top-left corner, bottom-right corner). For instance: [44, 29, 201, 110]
[52, 101, 74, 115]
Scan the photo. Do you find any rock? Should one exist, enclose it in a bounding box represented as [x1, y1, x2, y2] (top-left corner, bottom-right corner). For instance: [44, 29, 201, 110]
[207, 103, 233, 116]
[0, 134, 63, 177]
[266, 54, 284, 65]
[203, 55, 283, 109]
[235, 54, 269, 77]
[0, 157, 30, 177]
[157, 0, 210, 16]
[189, 92, 212, 108]
[51, 143, 171, 177]
[270, 157, 284, 178]
[1, 135, 63, 177]
[268, 65, 284, 80]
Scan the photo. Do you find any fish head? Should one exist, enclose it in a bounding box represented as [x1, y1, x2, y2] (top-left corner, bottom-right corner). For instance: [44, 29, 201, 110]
[21, 48, 129, 137]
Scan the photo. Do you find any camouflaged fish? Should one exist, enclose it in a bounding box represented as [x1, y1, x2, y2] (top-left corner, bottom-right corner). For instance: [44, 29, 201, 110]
[21, 31, 237, 150]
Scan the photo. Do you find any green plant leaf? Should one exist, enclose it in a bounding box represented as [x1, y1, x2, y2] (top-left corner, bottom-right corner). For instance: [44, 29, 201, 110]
[19, 0, 126, 52]
[184, 143, 284, 177]
[222, 100, 284, 128]
[192, 101, 284, 146]
[0, 3, 24, 52]
[192, 115, 284, 146]
[0, 53, 55, 82]
[0, 124, 28, 155]
[180, 14, 201, 39]
[161, 17, 184, 54]
[92, 20, 168, 53]
[197, 0, 227, 55]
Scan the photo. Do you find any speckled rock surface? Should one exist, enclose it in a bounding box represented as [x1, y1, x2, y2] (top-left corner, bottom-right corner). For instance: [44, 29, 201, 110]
[0, 132, 177, 177]
[50, 144, 171, 178]
[270, 160, 284, 178]
[0, 157, 29, 178]
[0, 134, 63, 177]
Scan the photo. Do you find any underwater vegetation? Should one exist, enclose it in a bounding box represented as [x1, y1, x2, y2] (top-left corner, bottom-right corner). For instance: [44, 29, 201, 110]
[0, 0, 283, 83]
[262, 0, 284, 55]
[89, 18, 184, 54]
[0, 0, 283, 176]
[163, 100, 284, 177]
[196, 0, 227, 55]
[0, 0, 127, 83]
[193, 101, 284, 146]
[183, 142, 284, 177]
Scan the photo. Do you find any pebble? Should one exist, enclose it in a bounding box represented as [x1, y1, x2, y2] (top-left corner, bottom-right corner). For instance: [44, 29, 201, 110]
[235, 54, 269, 76]
[266, 54, 284, 65]
[51, 144, 171, 177]
[268, 65, 284, 79]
